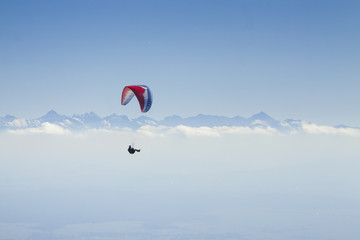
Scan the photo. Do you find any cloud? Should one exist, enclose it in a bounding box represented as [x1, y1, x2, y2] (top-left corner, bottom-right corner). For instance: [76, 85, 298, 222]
[5, 121, 360, 137]
[136, 125, 169, 137]
[135, 125, 279, 138]
[6, 119, 28, 128]
[1, 122, 360, 240]
[301, 123, 360, 136]
[167, 125, 222, 137]
[7, 122, 71, 135]
[250, 119, 267, 125]
[59, 119, 73, 126]
[215, 126, 278, 135]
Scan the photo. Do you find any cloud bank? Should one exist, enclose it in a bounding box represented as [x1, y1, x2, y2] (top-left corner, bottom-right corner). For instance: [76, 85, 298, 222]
[302, 123, 360, 136]
[5, 122, 360, 137]
[7, 122, 71, 135]
[1, 120, 360, 240]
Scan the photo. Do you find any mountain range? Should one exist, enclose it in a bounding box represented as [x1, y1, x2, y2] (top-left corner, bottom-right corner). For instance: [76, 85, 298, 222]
[0, 110, 358, 133]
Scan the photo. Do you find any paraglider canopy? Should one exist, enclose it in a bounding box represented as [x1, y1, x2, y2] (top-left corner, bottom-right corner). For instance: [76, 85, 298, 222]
[121, 85, 152, 113]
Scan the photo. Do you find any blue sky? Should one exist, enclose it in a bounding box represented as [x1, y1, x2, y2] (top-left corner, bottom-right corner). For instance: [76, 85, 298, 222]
[1, 0, 359, 125]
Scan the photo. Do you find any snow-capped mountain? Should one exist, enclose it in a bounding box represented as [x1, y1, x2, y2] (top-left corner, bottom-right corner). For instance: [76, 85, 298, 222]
[247, 111, 279, 127]
[0, 110, 358, 133]
[72, 112, 103, 129]
[103, 114, 132, 129]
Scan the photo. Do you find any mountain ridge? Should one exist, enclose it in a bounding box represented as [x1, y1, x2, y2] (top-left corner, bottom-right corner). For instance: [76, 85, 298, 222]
[1, 110, 358, 132]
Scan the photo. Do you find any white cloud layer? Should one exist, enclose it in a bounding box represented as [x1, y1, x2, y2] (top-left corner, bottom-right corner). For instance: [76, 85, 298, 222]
[6, 119, 28, 128]
[302, 123, 360, 136]
[1, 123, 360, 240]
[136, 125, 279, 138]
[8, 122, 71, 135]
[5, 122, 360, 137]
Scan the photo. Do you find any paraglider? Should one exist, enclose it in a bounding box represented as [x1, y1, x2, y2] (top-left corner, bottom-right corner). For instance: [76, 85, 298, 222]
[122, 85, 152, 154]
[128, 145, 140, 154]
[121, 85, 152, 113]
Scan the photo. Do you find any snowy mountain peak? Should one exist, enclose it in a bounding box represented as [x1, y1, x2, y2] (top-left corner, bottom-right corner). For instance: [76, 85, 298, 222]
[249, 112, 274, 121]
[73, 112, 100, 119]
[104, 114, 129, 121]
[1, 115, 17, 122]
[38, 110, 68, 123]
[43, 110, 60, 118]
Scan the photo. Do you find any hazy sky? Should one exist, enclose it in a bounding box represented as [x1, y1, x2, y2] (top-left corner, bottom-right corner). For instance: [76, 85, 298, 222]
[1, 0, 359, 125]
[1, 129, 360, 239]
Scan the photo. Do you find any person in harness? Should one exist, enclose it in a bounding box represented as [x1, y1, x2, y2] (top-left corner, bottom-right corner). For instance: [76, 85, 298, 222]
[128, 145, 140, 154]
